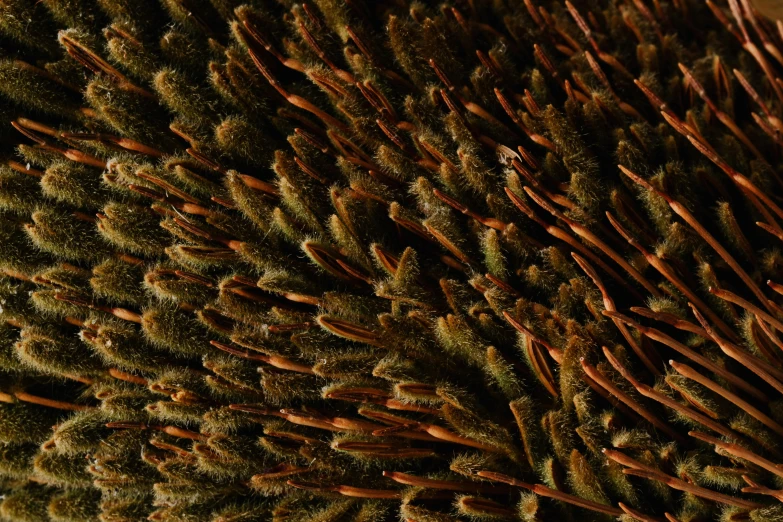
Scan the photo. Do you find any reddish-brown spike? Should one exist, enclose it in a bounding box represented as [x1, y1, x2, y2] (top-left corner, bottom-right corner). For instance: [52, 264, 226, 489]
[54, 293, 143, 324]
[364, 81, 398, 122]
[739, 0, 783, 66]
[433, 189, 506, 231]
[729, 0, 783, 102]
[680, 64, 766, 160]
[605, 211, 739, 342]
[7, 160, 43, 178]
[607, 449, 763, 509]
[13, 124, 106, 168]
[505, 188, 644, 301]
[14, 118, 70, 140]
[329, 129, 376, 164]
[517, 145, 542, 170]
[344, 25, 374, 62]
[750, 316, 783, 365]
[429, 59, 456, 92]
[572, 252, 661, 374]
[376, 118, 413, 154]
[552, 24, 582, 54]
[512, 161, 572, 209]
[581, 358, 681, 440]
[634, 79, 686, 124]
[251, 463, 311, 481]
[768, 279, 783, 300]
[706, 0, 742, 41]
[304, 244, 371, 285]
[288, 481, 400, 499]
[678, 63, 717, 112]
[523, 0, 544, 25]
[503, 311, 563, 364]
[661, 111, 701, 143]
[733, 69, 782, 129]
[295, 17, 353, 83]
[293, 127, 331, 154]
[14, 391, 94, 411]
[712, 56, 730, 100]
[497, 90, 557, 150]
[756, 112, 783, 144]
[316, 316, 381, 346]
[690, 431, 783, 479]
[728, 0, 751, 41]
[757, 221, 783, 242]
[108, 368, 148, 386]
[525, 333, 559, 396]
[308, 70, 351, 98]
[476, 50, 502, 80]
[423, 222, 474, 266]
[284, 410, 368, 432]
[741, 476, 783, 502]
[620, 165, 776, 315]
[458, 497, 515, 518]
[525, 186, 661, 297]
[245, 44, 348, 131]
[494, 90, 530, 133]
[533, 44, 559, 81]
[522, 89, 543, 116]
[629, 307, 705, 337]
[59, 33, 154, 98]
[606, 311, 767, 401]
[689, 303, 783, 395]
[238, 17, 305, 72]
[398, 420, 500, 450]
[477, 471, 624, 516]
[618, 503, 663, 522]
[484, 273, 522, 297]
[210, 340, 314, 374]
[565, 1, 598, 51]
[671, 360, 783, 436]
[631, 0, 665, 38]
[63, 132, 164, 157]
[621, 7, 645, 43]
[383, 471, 508, 494]
[710, 287, 783, 335]
[604, 344, 754, 440]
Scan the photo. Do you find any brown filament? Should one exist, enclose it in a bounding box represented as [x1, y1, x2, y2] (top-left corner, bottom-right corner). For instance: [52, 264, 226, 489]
[383, 471, 508, 494]
[604, 448, 763, 509]
[288, 480, 400, 499]
[572, 252, 662, 374]
[524, 186, 661, 297]
[580, 358, 681, 441]
[477, 471, 624, 516]
[690, 431, 783, 479]
[620, 165, 775, 315]
[505, 187, 644, 301]
[602, 345, 743, 440]
[605, 311, 766, 402]
[670, 360, 783, 436]
[689, 304, 783, 396]
[14, 391, 93, 411]
[605, 211, 739, 342]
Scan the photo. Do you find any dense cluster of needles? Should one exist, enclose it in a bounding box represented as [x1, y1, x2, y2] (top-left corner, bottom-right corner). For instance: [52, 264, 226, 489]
[4, 0, 783, 520]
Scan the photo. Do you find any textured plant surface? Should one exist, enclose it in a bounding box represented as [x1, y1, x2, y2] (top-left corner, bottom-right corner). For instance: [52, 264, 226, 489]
[4, 0, 783, 520]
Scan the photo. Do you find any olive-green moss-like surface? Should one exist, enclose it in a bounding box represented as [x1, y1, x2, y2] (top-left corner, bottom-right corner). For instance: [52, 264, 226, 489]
[2, 0, 783, 520]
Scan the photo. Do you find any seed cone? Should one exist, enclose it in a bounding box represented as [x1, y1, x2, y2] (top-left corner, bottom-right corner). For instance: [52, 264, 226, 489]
[1, 0, 783, 520]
